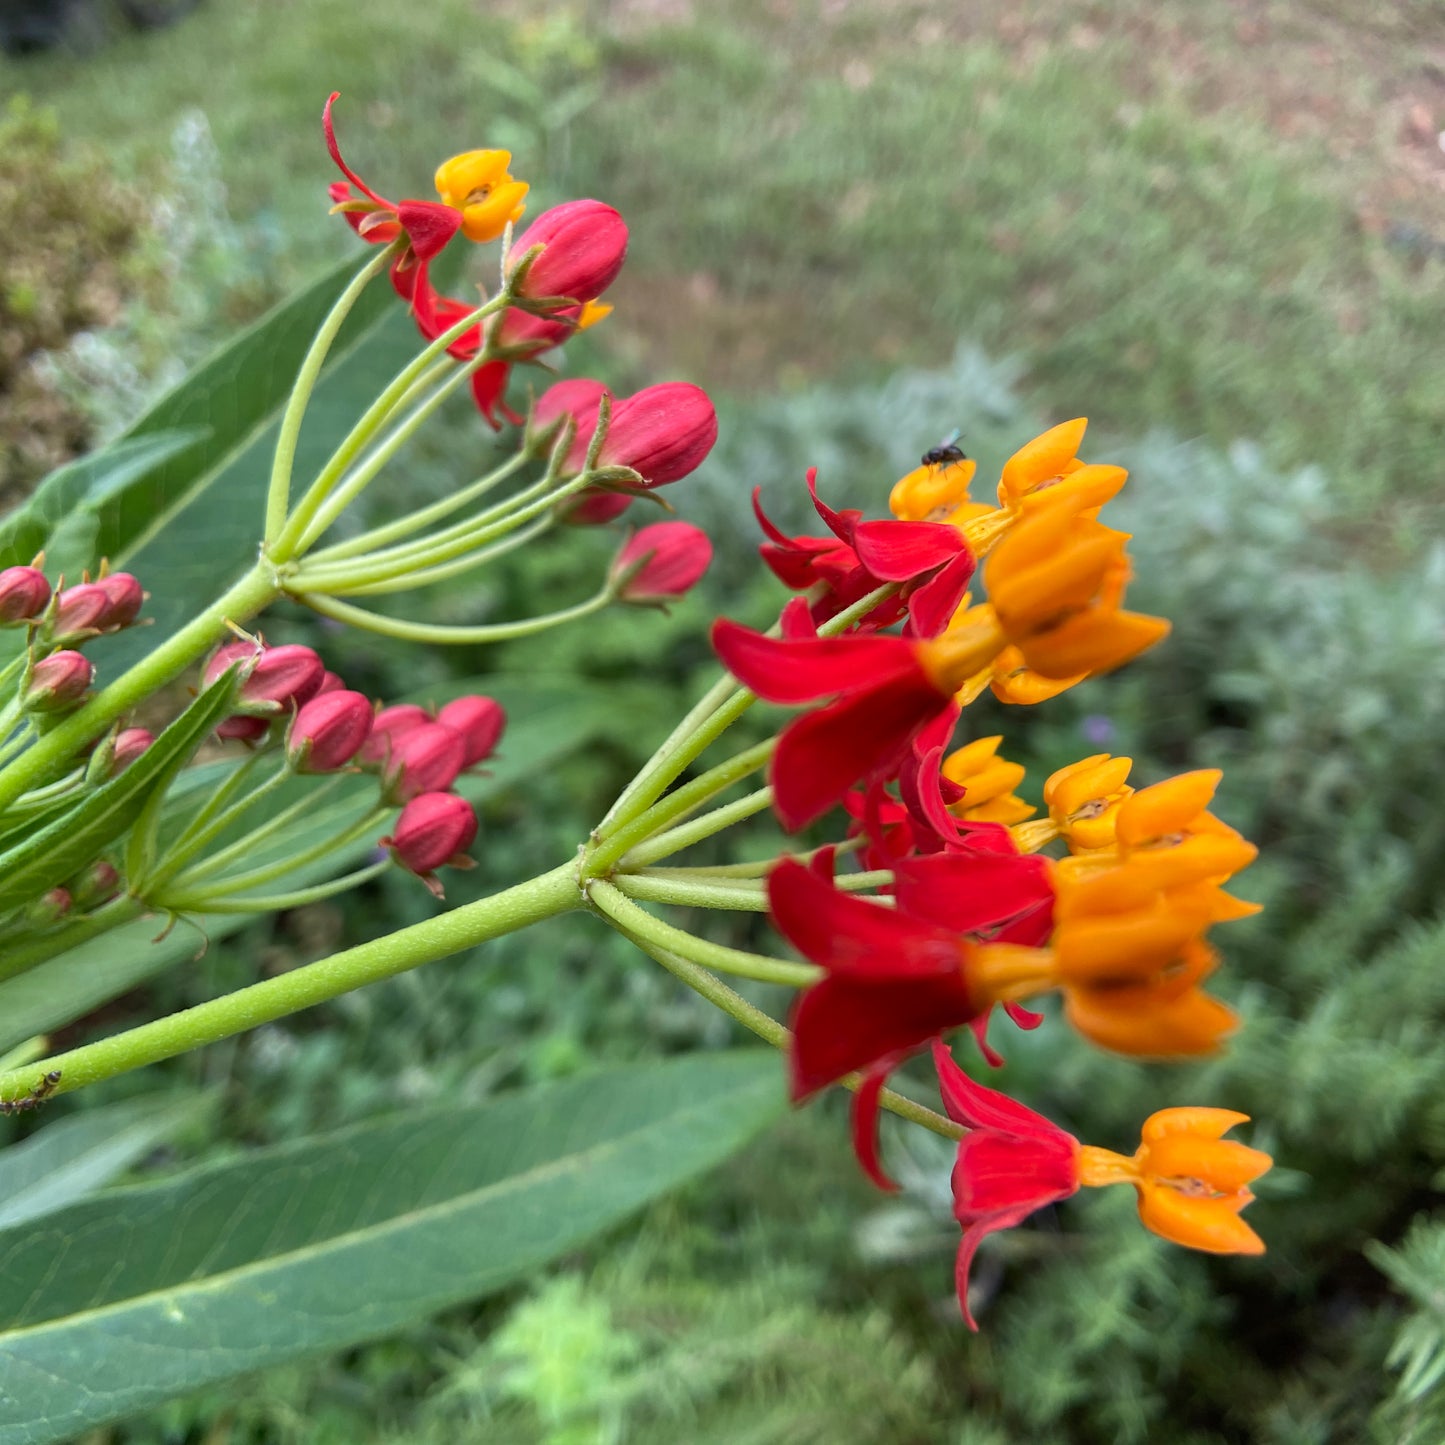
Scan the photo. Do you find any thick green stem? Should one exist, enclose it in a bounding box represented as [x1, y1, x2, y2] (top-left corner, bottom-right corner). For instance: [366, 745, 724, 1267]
[588, 879, 816, 986]
[0, 861, 582, 1102]
[0, 565, 279, 813]
[296, 588, 612, 645]
[265, 247, 393, 542]
[591, 884, 961, 1142]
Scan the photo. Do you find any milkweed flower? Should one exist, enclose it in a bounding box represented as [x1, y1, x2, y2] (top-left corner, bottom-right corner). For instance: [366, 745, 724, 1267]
[433, 149, 530, 243]
[933, 1041, 1271, 1328]
[24, 651, 93, 713]
[286, 690, 374, 774]
[507, 200, 628, 308]
[942, 736, 1035, 825]
[610, 522, 713, 604]
[0, 566, 49, 624]
[382, 792, 479, 898]
[890, 447, 992, 527]
[436, 696, 507, 768]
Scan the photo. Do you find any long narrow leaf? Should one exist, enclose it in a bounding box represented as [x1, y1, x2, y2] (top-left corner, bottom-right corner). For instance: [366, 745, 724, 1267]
[0, 1051, 783, 1444]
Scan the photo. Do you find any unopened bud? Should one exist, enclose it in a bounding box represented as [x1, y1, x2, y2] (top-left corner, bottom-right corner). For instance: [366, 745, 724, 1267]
[216, 715, 273, 744]
[599, 383, 718, 487]
[357, 703, 432, 767]
[204, 641, 324, 713]
[527, 378, 609, 463]
[28, 887, 71, 924]
[382, 722, 467, 803]
[509, 200, 628, 305]
[70, 860, 120, 909]
[382, 791, 479, 890]
[610, 522, 713, 604]
[110, 727, 155, 775]
[316, 670, 347, 695]
[0, 566, 50, 624]
[436, 696, 506, 767]
[25, 650, 93, 713]
[51, 572, 144, 641]
[287, 690, 374, 773]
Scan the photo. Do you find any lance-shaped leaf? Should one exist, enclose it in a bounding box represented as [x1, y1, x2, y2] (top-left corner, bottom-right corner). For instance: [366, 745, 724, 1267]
[0, 669, 239, 915]
[0, 1050, 784, 1444]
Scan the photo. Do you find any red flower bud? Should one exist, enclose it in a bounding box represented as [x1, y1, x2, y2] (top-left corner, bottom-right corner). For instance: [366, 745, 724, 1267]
[357, 703, 432, 766]
[382, 791, 479, 876]
[560, 491, 634, 526]
[111, 727, 155, 775]
[528, 378, 609, 462]
[510, 200, 628, 303]
[287, 690, 374, 773]
[25, 650, 93, 713]
[96, 572, 144, 628]
[0, 566, 50, 624]
[216, 715, 273, 743]
[50, 582, 110, 640]
[610, 522, 712, 603]
[204, 641, 325, 713]
[316, 670, 347, 695]
[383, 722, 467, 802]
[599, 382, 718, 487]
[436, 695, 506, 767]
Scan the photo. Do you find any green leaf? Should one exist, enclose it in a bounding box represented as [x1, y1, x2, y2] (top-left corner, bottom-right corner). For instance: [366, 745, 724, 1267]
[0, 1093, 208, 1231]
[0, 1051, 784, 1444]
[0, 676, 630, 1050]
[0, 255, 395, 581]
[0, 430, 206, 575]
[0, 672, 238, 915]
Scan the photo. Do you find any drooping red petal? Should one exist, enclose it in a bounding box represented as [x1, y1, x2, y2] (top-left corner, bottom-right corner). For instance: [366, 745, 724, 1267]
[779, 596, 819, 641]
[790, 973, 978, 1099]
[768, 858, 960, 980]
[894, 852, 1055, 937]
[471, 362, 513, 430]
[323, 93, 390, 208]
[904, 549, 979, 639]
[851, 1065, 900, 1192]
[395, 200, 463, 261]
[771, 676, 950, 829]
[932, 1038, 1069, 1139]
[711, 620, 921, 705]
[851, 518, 967, 581]
[806, 468, 864, 545]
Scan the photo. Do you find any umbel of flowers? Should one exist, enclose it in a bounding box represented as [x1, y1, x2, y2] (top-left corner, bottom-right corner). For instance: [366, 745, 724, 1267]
[0, 98, 1270, 1335]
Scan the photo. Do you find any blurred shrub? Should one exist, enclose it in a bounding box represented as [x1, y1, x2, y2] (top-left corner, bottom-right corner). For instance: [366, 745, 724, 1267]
[0, 95, 145, 501]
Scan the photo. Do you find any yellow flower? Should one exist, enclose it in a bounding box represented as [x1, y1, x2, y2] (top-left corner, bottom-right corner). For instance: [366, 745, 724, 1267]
[434, 150, 530, 242]
[1043, 753, 1134, 851]
[942, 736, 1036, 824]
[1077, 1108, 1271, 1255]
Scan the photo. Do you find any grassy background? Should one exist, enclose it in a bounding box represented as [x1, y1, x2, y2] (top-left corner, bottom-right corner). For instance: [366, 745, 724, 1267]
[5, 2, 1445, 1442]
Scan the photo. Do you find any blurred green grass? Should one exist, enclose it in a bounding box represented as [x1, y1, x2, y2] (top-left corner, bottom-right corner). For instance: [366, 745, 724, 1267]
[8, 0, 1443, 524]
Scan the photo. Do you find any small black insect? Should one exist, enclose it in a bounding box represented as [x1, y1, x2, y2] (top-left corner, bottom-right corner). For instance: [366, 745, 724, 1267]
[921, 443, 969, 466]
[0, 1070, 61, 1115]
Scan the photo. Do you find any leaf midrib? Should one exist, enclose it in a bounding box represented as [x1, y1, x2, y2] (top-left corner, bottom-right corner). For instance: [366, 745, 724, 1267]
[0, 1072, 775, 1344]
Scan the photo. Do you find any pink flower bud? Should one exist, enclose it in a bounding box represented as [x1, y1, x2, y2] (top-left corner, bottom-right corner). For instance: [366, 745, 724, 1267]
[71, 860, 120, 909]
[559, 491, 634, 527]
[0, 566, 50, 624]
[25, 650, 93, 713]
[216, 715, 273, 743]
[510, 200, 628, 303]
[316, 670, 347, 695]
[528, 378, 609, 463]
[436, 696, 506, 767]
[287, 690, 374, 773]
[111, 727, 155, 775]
[96, 572, 144, 628]
[382, 791, 479, 878]
[51, 573, 144, 640]
[357, 703, 432, 766]
[610, 522, 713, 604]
[50, 582, 111, 640]
[599, 383, 718, 487]
[204, 642, 324, 713]
[383, 722, 467, 802]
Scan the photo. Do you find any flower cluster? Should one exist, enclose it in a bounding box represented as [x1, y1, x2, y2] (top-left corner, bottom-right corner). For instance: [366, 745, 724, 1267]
[712, 425, 1272, 1325]
[203, 638, 502, 897]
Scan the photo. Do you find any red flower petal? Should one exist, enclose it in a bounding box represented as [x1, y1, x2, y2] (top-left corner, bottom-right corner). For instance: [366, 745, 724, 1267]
[395, 200, 463, 261]
[894, 852, 1055, 937]
[851, 518, 966, 581]
[851, 1065, 900, 1192]
[711, 621, 921, 705]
